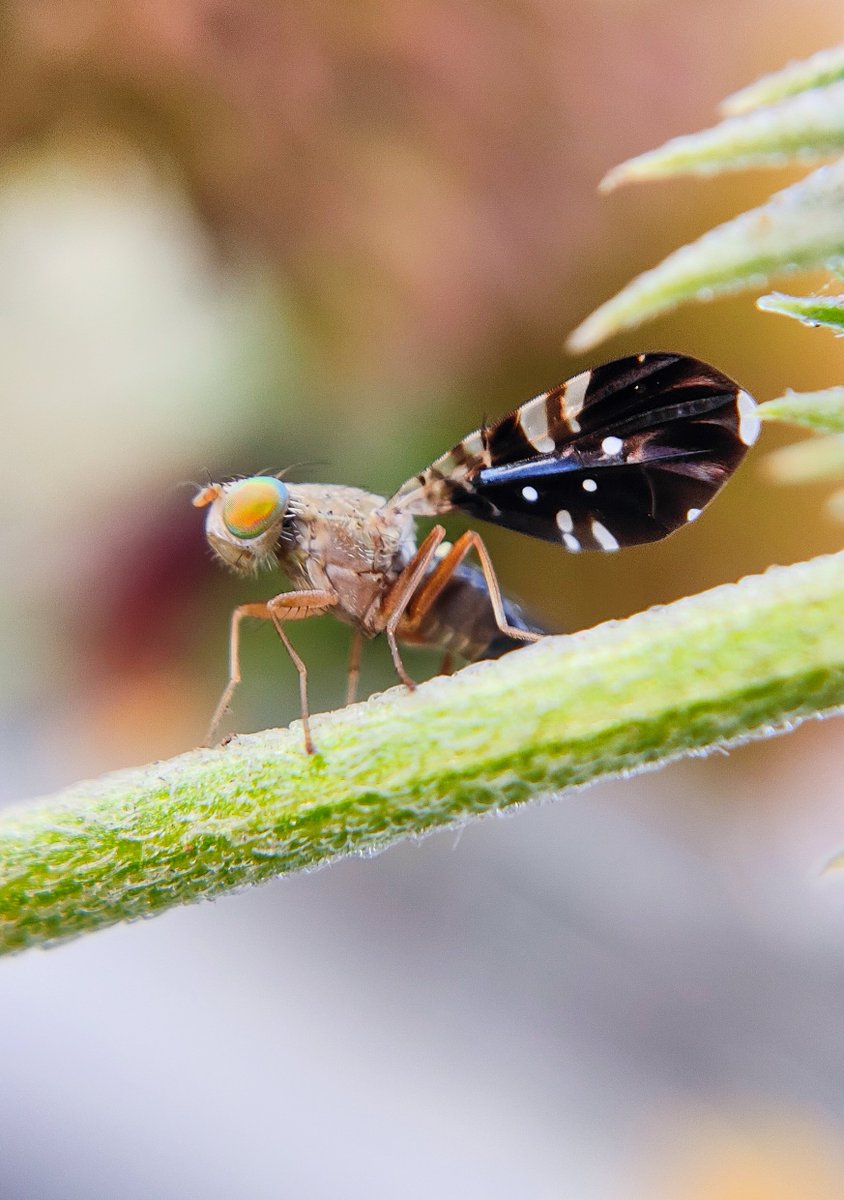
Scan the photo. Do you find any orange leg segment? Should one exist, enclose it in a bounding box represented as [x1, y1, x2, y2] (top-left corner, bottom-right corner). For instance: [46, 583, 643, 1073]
[399, 529, 543, 646]
[380, 526, 542, 693]
[207, 589, 336, 753]
[379, 525, 448, 688]
[345, 629, 364, 706]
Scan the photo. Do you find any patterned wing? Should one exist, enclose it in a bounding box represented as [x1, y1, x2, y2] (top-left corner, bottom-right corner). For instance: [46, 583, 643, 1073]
[392, 353, 759, 551]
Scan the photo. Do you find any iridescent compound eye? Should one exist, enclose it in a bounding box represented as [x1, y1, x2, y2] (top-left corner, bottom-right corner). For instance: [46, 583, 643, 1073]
[222, 477, 289, 539]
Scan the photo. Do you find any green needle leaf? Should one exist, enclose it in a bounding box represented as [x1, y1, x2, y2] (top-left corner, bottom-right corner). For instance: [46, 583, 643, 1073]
[757, 290, 844, 333]
[759, 387, 844, 435]
[2, 551, 844, 955]
[568, 159, 844, 352]
[723, 44, 844, 115]
[601, 84, 844, 190]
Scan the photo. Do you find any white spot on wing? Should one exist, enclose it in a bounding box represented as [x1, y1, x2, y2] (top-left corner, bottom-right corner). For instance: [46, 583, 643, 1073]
[582, 478, 598, 492]
[601, 435, 624, 456]
[686, 507, 702, 522]
[591, 519, 620, 552]
[522, 485, 539, 502]
[738, 390, 760, 446]
[563, 532, 581, 552]
[555, 509, 573, 533]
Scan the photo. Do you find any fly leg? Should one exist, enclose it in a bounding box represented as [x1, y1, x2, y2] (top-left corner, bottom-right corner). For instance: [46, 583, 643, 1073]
[345, 629, 364, 706]
[208, 590, 336, 753]
[266, 590, 338, 754]
[397, 530, 544, 646]
[207, 602, 271, 747]
[379, 525, 448, 689]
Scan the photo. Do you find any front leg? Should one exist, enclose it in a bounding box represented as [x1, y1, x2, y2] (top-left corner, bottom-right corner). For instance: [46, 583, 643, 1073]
[208, 589, 336, 753]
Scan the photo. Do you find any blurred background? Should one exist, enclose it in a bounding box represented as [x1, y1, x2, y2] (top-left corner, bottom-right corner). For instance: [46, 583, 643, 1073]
[1, 2, 844, 1197]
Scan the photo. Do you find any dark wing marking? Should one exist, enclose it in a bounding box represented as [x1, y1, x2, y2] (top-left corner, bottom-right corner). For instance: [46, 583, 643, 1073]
[392, 353, 759, 551]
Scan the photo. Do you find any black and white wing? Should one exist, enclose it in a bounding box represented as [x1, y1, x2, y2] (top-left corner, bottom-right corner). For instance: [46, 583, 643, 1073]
[392, 353, 759, 551]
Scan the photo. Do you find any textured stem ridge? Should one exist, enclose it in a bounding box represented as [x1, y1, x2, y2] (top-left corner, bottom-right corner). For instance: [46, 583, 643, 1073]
[2, 551, 843, 955]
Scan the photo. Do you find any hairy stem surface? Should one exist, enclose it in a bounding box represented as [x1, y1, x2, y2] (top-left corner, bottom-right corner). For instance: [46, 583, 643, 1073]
[2, 551, 843, 955]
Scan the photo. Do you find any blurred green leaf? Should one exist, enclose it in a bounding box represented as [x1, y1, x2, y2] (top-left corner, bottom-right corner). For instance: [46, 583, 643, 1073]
[723, 43, 844, 115]
[760, 387, 844, 521]
[765, 435, 844, 484]
[568, 159, 844, 352]
[826, 488, 844, 522]
[823, 849, 844, 874]
[757, 291, 844, 333]
[758, 387, 844, 434]
[600, 84, 844, 190]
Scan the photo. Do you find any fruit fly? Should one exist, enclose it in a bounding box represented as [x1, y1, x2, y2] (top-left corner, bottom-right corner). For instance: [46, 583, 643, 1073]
[194, 352, 759, 752]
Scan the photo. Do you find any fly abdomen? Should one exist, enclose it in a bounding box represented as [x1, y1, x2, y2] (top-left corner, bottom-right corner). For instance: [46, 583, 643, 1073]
[406, 562, 546, 663]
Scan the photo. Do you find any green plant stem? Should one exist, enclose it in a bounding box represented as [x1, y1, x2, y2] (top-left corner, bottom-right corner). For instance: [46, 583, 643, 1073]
[2, 551, 843, 955]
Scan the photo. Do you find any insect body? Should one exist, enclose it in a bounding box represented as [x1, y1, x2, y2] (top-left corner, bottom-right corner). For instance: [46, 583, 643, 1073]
[195, 352, 759, 751]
